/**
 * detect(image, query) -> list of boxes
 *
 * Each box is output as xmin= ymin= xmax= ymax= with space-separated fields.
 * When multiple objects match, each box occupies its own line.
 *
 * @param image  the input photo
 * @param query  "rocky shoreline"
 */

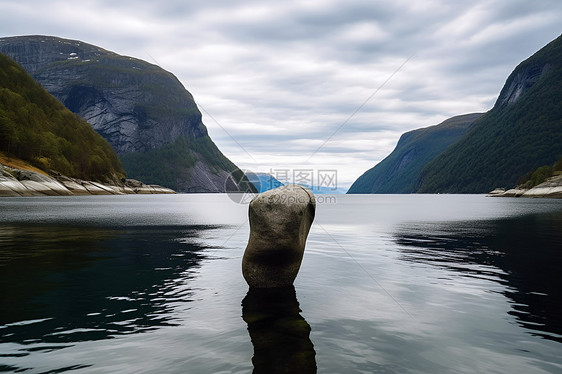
xmin=0 ymin=164 xmax=175 ymax=197
xmin=488 ymin=174 xmax=562 ymax=198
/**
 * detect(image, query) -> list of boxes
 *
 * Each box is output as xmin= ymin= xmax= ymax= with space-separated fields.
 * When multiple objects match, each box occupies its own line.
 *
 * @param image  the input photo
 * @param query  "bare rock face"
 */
xmin=0 ymin=35 xmax=204 ymax=154
xmin=497 ymin=63 xmax=552 ymax=107
xmin=488 ymin=174 xmax=562 ymax=198
xmin=242 ymin=185 xmax=315 ymax=288
xmin=0 ymin=164 xmax=174 ymax=197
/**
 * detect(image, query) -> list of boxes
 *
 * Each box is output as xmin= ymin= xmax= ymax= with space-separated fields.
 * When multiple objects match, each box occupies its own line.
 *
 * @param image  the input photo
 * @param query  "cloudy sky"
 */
xmin=1 ymin=1 xmax=561 ymax=189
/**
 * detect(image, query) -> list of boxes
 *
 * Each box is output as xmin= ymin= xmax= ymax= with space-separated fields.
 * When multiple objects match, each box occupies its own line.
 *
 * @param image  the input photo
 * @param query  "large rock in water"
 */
xmin=242 ymin=185 xmax=315 ymax=288
xmin=0 ymin=35 xmax=248 ymax=193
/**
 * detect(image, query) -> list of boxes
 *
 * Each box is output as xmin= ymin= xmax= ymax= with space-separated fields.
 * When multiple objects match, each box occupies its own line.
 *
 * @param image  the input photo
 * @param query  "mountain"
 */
xmin=0 ymin=35 xmax=247 ymax=192
xmin=0 ymin=52 xmax=124 ymax=183
xmin=349 ymin=33 xmax=562 ymax=194
xmin=417 ymin=34 xmax=562 ymax=193
xmin=348 ymin=113 xmax=483 ymax=194
xmin=245 ymin=172 xmax=284 ymax=193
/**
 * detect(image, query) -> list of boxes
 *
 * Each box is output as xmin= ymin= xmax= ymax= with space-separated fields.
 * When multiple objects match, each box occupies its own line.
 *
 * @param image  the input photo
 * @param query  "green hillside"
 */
xmin=348 ymin=113 xmax=482 ymax=193
xmin=417 ymin=34 xmax=562 ymax=193
xmin=0 ymin=53 xmax=125 ymax=182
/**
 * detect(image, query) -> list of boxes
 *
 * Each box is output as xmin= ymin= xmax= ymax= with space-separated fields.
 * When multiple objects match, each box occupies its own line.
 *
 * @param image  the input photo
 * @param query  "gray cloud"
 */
xmin=1 ymin=0 xmax=561 ymax=188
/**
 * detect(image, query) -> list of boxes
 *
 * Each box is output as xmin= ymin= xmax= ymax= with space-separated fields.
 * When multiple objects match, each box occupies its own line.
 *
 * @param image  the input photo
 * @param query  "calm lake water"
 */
xmin=1 ymin=194 xmax=561 ymax=373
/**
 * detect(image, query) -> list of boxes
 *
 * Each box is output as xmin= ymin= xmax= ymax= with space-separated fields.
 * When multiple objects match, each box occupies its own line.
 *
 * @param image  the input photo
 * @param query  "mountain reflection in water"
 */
xmin=394 ymin=211 xmax=562 ymax=343
xmin=2 ymin=194 xmax=562 ymax=373
xmin=0 ymin=224 xmax=213 ymax=345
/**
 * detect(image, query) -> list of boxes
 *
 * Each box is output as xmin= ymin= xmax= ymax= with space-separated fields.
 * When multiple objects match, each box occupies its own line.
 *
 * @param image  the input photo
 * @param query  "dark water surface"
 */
xmin=1 ymin=194 xmax=561 ymax=373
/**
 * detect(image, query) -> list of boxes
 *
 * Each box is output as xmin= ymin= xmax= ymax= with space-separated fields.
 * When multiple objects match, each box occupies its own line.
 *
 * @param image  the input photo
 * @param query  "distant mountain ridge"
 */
xmin=350 ymin=33 xmax=562 ymax=194
xmin=245 ymin=172 xmax=284 ymax=193
xmin=348 ymin=113 xmax=483 ymax=194
xmin=0 ymin=35 xmax=248 ymax=193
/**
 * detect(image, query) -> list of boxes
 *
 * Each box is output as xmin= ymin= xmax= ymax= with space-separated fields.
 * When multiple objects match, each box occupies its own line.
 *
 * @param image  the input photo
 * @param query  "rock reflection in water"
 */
xmin=242 ymin=286 xmax=317 ymax=374
xmin=0 ymin=224 xmax=210 ymax=345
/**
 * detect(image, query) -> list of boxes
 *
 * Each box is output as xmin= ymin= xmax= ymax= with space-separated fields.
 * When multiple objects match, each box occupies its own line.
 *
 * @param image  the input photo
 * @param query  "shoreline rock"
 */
xmin=488 ymin=175 xmax=562 ymax=198
xmin=0 ymin=164 xmax=175 ymax=197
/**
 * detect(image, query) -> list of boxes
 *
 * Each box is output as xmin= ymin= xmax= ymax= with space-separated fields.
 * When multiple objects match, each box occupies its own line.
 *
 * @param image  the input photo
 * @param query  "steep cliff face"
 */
xmin=0 ymin=35 xmax=245 ymax=192
xmin=496 ymin=62 xmax=551 ymax=107
xmin=348 ymin=113 xmax=482 ymax=194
